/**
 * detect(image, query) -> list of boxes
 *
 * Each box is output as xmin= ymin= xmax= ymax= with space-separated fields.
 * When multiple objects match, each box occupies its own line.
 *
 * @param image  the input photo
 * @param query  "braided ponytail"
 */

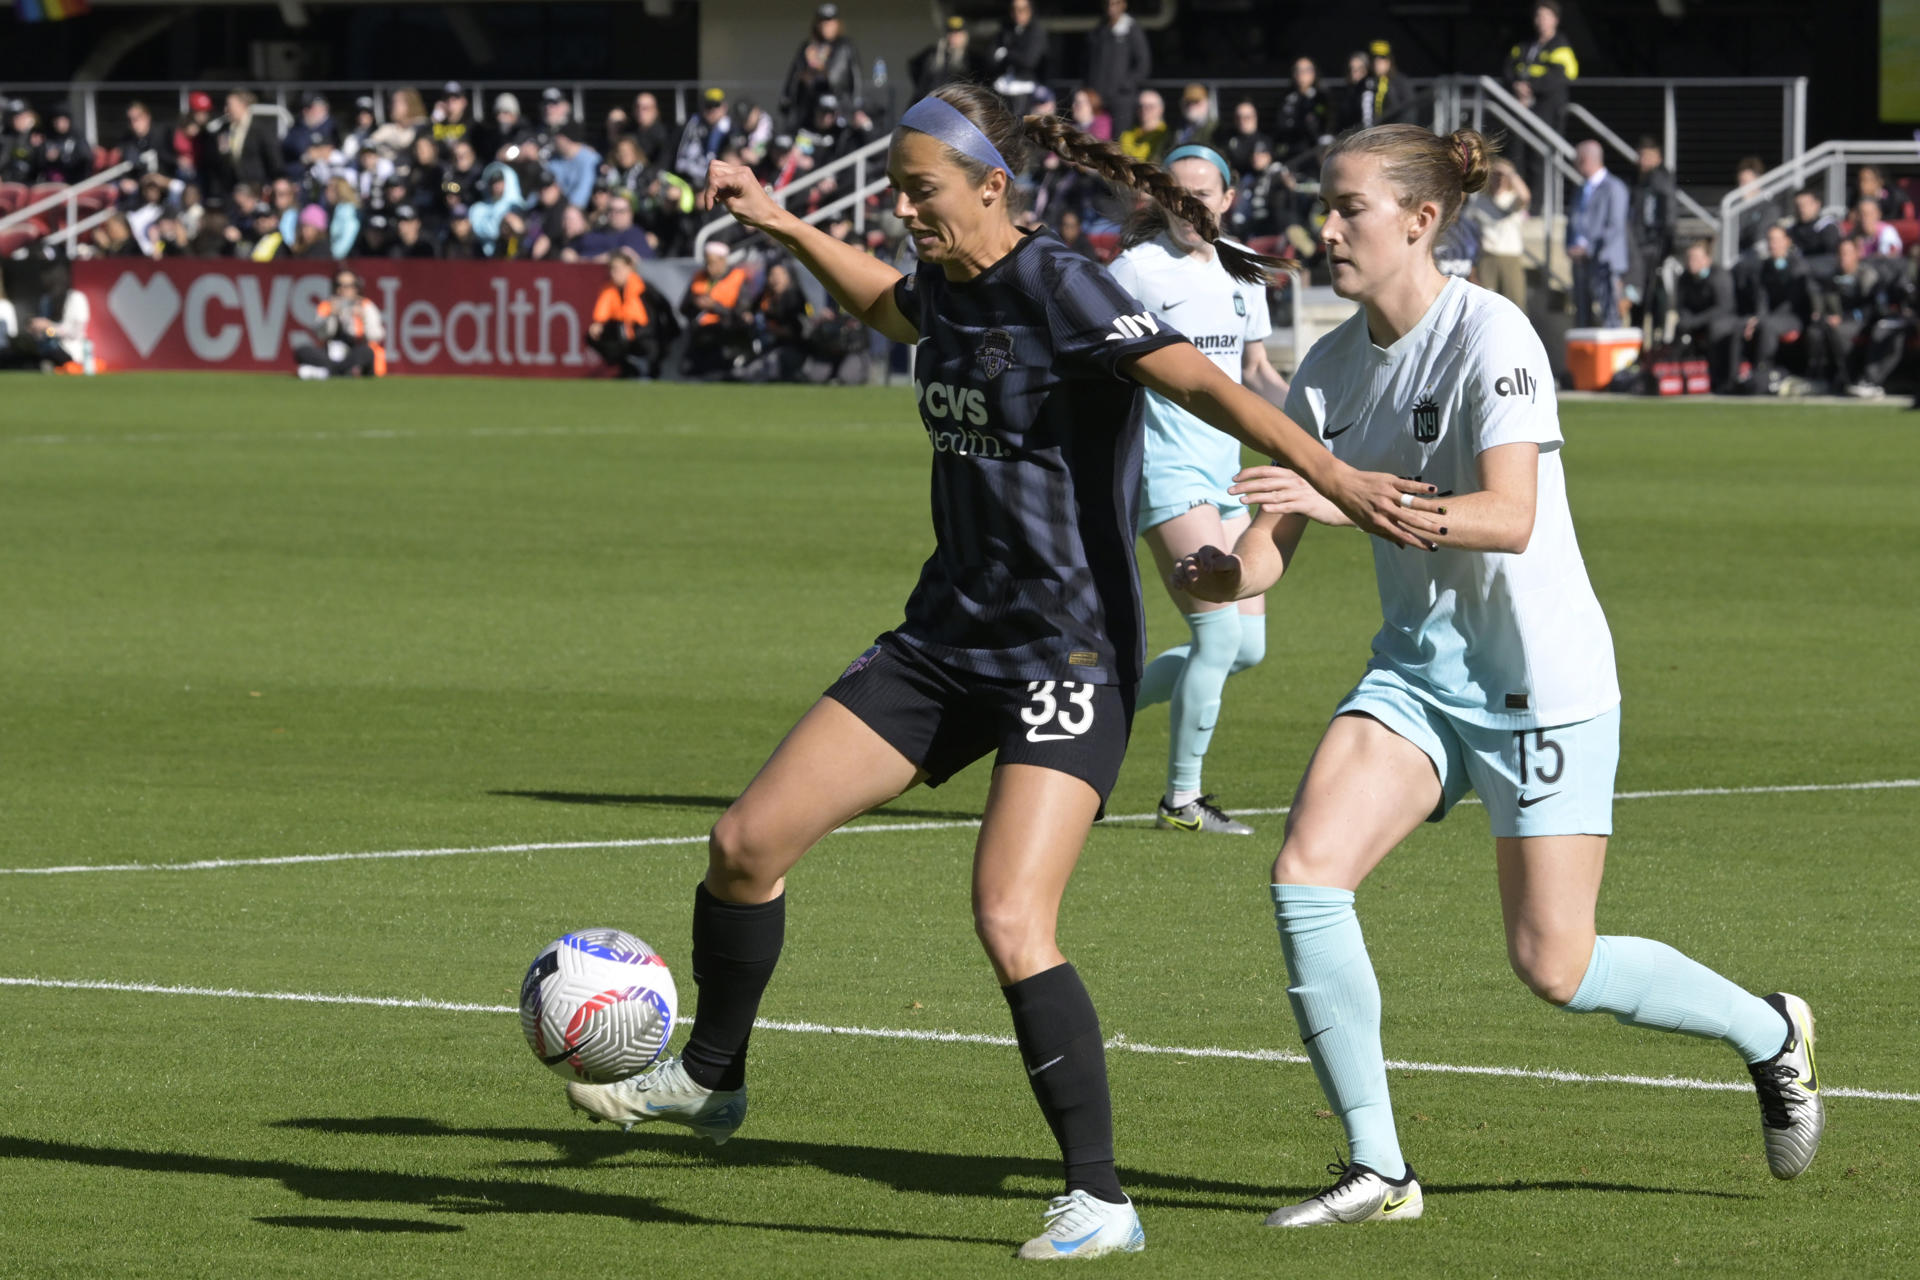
xmin=1020 ymin=114 xmax=1285 ymax=286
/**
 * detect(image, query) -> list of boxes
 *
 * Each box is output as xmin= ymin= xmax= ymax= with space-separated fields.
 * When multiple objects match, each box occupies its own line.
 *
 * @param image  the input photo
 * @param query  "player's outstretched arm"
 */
xmin=1124 ymin=343 xmax=1434 ymax=549
xmin=1392 ymin=440 xmax=1539 ymax=553
xmin=702 ymin=159 xmax=918 ymax=344
xmin=1229 ymin=464 xmax=1352 ymax=527
xmin=1172 ymin=509 xmax=1309 ymax=602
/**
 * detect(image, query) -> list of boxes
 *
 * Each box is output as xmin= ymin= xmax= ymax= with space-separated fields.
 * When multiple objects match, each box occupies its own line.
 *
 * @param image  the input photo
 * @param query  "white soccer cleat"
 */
xmin=1748 ymin=992 xmax=1823 ymax=1179
xmin=1264 ymin=1161 xmax=1423 ymax=1227
xmin=565 ymin=1054 xmax=748 ymax=1145
xmin=1155 ymin=795 xmax=1254 ymax=836
xmin=1014 ymin=1190 xmax=1145 ymax=1260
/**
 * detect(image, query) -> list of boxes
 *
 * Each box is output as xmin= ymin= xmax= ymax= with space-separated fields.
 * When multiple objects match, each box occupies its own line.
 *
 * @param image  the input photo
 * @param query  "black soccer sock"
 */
xmin=1001 ymin=962 xmax=1126 ymax=1204
xmin=679 ymin=882 xmax=785 ymax=1092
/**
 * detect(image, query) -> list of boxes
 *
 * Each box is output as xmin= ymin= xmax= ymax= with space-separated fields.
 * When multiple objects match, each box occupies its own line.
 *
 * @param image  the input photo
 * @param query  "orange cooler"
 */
xmin=1564 ymin=327 xmax=1642 ymax=391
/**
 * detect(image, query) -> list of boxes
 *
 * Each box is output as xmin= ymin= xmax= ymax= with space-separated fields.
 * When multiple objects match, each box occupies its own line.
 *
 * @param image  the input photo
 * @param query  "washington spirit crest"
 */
xmin=1411 ymin=396 xmax=1440 ymax=443
xmin=975 ymin=329 xmax=1014 ymax=380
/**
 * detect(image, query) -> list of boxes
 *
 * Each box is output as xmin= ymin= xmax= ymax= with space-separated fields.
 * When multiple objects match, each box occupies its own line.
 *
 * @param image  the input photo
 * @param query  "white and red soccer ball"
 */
xmin=519 ymin=929 xmax=678 ymax=1083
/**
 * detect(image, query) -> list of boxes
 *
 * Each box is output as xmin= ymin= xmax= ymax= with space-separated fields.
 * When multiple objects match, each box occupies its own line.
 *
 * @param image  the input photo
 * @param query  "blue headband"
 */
xmin=899 ymin=95 xmax=1010 ymax=175
xmin=1164 ymin=144 xmax=1232 ymax=186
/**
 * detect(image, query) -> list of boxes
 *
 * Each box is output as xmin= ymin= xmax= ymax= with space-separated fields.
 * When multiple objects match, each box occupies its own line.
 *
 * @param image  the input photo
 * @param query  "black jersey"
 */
xmin=889 ymin=227 xmax=1187 ymax=686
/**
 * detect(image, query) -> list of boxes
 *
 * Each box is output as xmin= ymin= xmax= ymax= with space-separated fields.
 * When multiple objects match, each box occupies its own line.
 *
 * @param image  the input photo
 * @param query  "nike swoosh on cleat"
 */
xmin=1323 ymin=423 xmax=1355 ymax=439
xmin=642 ymin=1102 xmax=680 ymax=1113
xmin=1160 ymin=813 xmax=1201 ymax=831
xmin=1379 ymin=1193 xmax=1411 ymax=1215
xmin=1051 ymin=1228 xmax=1105 ymax=1253
xmin=1516 ymin=792 xmax=1559 ymax=809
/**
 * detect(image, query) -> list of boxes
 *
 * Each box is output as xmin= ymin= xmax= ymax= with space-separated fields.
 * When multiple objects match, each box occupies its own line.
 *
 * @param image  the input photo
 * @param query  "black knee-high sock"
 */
xmin=1002 ymin=962 xmax=1126 ymax=1204
xmin=679 ymin=883 xmax=785 ymax=1092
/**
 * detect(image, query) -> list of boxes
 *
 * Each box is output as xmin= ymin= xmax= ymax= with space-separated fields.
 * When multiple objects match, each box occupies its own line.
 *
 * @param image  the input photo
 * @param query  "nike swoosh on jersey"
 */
xmin=1323 ymin=423 xmax=1355 ymax=439
xmin=1515 ymin=792 xmax=1560 ymax=809
xmin=1025 ymin=728 xmax=1077 ymax=743
xmin=1159 ymin=299 xmax=1184 ymax=310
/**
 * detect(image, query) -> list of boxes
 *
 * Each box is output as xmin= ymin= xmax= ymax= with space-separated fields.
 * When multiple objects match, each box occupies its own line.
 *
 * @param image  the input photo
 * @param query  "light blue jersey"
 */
xmin=1108 ymin=234 xmax=1272 ymax=533
xmin=1285 ymin=276 xmax=1619 ymax=730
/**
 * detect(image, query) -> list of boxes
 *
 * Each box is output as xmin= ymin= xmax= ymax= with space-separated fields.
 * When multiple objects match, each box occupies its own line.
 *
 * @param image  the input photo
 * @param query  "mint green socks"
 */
xmin=1272 ymin=883 xmax=1406 ymax=1179
xmin=1565 ymin=935 xmax=1790 ymax=1063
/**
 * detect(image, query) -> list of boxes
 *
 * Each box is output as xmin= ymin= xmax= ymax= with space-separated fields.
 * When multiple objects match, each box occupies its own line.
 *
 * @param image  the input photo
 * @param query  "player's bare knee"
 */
xmin=972 ymin=896 xmax=1047 ymax=964
xmin=1509 ymin=946 xmax=1587 ymax=1006
xmin=1273 ymin=835 xmax=1341 ymax=888
xmin=706 ymin=812 xmax=776 ymax=890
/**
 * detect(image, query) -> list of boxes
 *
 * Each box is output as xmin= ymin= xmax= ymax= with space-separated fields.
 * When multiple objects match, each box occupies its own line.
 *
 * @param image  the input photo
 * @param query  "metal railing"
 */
xmin=1718 ymin=139 xmax=1920 ymax=267
xmin=691 ymin=133 xmax=893 ymax=259
xmin=0 ymin=161 xmax=133 ymax=238
xmin=1432 ymin=76 xmax=1583 ymax=281
xmin=1565 ymin=102 xmax=1717 ymax=227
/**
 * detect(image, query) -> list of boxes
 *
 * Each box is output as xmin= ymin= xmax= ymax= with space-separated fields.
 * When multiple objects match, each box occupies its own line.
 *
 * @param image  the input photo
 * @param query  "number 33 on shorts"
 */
xmin=1023 ymin=681 xmax=1097 ymax=742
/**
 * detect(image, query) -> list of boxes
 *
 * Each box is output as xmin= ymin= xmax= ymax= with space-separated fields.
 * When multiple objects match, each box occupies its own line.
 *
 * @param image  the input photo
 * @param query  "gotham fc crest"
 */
xmin=976 ymin=329 xmax=1014 ymax=380
xmin=1411 ymin=395 xmax=1440 ymax=443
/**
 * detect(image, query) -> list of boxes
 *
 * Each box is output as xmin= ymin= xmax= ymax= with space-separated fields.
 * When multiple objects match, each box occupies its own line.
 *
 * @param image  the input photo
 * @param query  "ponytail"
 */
xmin=1021 ymin=114 xmax=1284 ymax=286
xmin=1323 ymin=123 xmax=1497 ymax=242
xmin=916 ymin=82 xmax=1285 ymax=284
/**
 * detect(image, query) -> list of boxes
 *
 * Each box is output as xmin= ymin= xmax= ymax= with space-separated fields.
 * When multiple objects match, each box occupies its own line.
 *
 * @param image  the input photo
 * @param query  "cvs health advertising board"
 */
xmin=74 ymin=258 xmax=607 ymax=377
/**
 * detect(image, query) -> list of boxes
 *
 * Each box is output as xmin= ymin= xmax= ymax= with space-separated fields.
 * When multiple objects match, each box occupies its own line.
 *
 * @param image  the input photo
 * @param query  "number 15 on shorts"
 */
xmin=1024 ymin=681 xmax=1096 ymax=743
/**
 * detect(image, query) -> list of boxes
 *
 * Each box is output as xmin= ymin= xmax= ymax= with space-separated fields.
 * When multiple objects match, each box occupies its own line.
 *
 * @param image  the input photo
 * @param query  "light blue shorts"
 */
xmin=1137 ymin=493 xmax=1246 ymax=536
xmin=1333 ymin=668 xmax=1620 ymax=838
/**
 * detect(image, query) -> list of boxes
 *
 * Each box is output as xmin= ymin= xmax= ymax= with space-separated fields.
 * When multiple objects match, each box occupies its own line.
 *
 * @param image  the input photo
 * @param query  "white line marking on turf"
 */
xmin=2 ymin=778 xmax=1914 ymax=878
xmin=2 ymin=976 xmax=1913 ymax=1104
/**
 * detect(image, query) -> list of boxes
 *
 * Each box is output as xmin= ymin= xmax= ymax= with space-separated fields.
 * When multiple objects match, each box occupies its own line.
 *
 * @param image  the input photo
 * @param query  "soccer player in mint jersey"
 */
xmin=1176 ymin=123 xmax=1822 ymax=1228
xmin=562 ymin=84 xmax=1434 ymax=1259
xmin=1108 ymin=144 xmax=1338 ymax=837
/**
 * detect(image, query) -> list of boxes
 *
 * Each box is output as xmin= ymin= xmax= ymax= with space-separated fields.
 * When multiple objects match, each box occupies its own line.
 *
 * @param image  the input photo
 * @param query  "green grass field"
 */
xmin=1 ymin=375 xmax=1915 ymax=1278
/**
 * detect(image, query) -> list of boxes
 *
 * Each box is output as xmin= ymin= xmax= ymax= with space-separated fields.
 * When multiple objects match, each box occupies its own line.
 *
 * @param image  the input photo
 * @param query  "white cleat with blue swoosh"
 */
xmin=1015 ymin=1190 xmax=1145 ymax=1260
xmin=565 ymin=1054 xmax=747 ymax=1145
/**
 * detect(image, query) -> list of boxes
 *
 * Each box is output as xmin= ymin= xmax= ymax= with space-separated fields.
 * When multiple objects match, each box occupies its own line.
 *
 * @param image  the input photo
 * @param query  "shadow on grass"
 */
xmin=0 ymin=1134 xmax=1007 ymax=1247
xmin=273 ymin=1118 xmax=1764 ymax=1209
xmin=277 ymin=1115 xmax=1275 ymax=1210
xmin=254 ymin=1215 xmax=465 ymax=1233
xmin=488 ymin=790 xmax=982 ymax=822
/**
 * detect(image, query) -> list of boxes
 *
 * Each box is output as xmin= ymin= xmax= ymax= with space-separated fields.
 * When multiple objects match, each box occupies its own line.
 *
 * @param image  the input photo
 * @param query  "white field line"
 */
xmin=1 ymin=975 xmax=1913 ymax=1104
xmin=2 ymin=778 xmax=1914 ymax=878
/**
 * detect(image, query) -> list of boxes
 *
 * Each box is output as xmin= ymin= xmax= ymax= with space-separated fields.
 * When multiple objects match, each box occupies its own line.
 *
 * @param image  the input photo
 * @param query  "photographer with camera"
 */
xmin=293 ymin=270 xmax=386 ymax=380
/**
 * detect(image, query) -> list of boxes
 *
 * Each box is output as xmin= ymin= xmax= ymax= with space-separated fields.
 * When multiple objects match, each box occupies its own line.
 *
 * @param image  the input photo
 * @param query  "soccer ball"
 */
xmin=518 ymin=928 xmax=678 ymax=1083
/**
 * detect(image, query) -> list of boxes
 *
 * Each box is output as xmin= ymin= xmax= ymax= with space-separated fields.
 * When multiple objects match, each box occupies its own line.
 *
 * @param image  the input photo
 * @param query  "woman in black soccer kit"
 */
xmin=564 ymin=83 xmax=1431 ymax=1259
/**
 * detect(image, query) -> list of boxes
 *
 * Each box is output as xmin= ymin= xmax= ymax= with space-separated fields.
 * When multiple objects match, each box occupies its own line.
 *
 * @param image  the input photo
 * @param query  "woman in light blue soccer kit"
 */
xmin=1177 ymin=123 xmax=1824 ymax=1226
xmin=1108 ymin=145 xmax=1325 ymax=836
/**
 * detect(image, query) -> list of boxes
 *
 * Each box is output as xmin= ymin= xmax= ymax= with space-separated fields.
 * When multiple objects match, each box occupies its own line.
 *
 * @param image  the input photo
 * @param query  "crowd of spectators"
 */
xmin=1658 ymin=162 xmax=1918 ymax=397
xmin=3 ymin=0 xmax=1915 ymax=392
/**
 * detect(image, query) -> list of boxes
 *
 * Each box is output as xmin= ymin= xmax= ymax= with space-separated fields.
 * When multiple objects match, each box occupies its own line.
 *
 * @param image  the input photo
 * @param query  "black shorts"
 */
xmin=824 ymin=632 xmax=1136 ymax=814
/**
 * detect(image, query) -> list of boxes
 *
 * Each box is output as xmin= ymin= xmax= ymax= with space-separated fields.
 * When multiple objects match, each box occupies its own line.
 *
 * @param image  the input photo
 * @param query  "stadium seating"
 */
xmin=0 ymin=182 xmax=27 ymax=214
xmin=0 ymin=220 xmax=47 ymax=257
